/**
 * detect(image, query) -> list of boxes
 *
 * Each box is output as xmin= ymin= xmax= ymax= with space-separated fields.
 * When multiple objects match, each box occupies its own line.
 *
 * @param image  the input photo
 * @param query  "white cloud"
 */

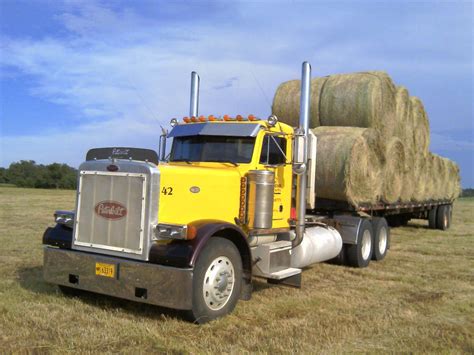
xmin=1 ymin=0 xmax=472 ymax=169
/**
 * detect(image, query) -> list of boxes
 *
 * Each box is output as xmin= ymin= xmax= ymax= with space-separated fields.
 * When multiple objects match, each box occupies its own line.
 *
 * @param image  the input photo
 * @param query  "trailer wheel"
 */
xmin=371 ymin=217 xmax=390 ymax=261
xmin=428 ymin=207 xmax=438 ymax=229
xmin=436 ymin=205 xmax=449 ymax=231
xmin=346 ymin=219 xmax=373 ymax=268
xmin=448 ymin=204 xmax=453 ymax=228
xmin=187 ymin=237 xmax=242 ymax=324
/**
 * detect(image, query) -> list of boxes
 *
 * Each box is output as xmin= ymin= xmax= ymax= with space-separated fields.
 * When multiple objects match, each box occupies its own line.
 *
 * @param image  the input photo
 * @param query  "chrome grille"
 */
xmin=74 ymin=171 xmax=147 ymax=255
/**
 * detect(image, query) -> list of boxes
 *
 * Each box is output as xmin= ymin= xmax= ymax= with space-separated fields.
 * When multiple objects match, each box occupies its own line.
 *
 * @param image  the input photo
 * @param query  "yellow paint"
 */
xmin=158 ymin=120 xmax=294 ymax=230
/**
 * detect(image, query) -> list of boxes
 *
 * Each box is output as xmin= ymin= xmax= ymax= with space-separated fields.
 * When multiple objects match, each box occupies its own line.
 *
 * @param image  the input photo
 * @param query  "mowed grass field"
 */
xmin=0 ymin=186 xmax=473 ymax=353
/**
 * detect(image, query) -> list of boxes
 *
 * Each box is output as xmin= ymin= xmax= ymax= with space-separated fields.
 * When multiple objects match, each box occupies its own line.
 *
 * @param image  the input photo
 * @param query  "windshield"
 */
xmin=170 ymin=135 xmax=256 ymax=163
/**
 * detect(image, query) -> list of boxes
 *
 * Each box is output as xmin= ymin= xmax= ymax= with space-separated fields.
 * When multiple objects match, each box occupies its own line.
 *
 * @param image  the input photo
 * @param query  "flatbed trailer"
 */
xmin=313 ymin=197 xmax=454 ymax=229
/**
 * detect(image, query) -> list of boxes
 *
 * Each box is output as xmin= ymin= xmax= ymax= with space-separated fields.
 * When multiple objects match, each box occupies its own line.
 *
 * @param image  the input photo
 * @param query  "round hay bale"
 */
xmin=311 ymin=127 xmax=383 ymax=206
xmin=272 ymin=77 xmax=328 ymax=128
xmin=446 ymin=160 xmax=461 ymax=200
xmin=318 ymin=71 xmax=397 ymax=143
xmin=438 ymin=156 xmax=452 ymax=200
xmin=382 ymin=138 xmax=405 ymax=203
xmin=400 ymin=165 xmax=415 ymax=202
xmin=428 ymin=154 xmax=442 ymax=200
xmin=394 ymin=86 xmax=411 ymax=141
xmin=419 ymin=156 xmax=436 ymax=202
xmin=411 ymin=152 xmax=426 ymax=202
xmin=410 ymin=96 xmax=430 ymax=157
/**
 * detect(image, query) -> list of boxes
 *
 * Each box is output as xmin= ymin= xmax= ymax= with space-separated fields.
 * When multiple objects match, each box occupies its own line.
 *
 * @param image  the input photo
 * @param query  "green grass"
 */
xmin=0 ymin=187 xmax=473 ymax=353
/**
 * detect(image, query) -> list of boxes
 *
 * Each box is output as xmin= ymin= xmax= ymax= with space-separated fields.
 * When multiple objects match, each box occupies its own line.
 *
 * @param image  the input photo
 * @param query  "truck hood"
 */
xmin=157 ymin=163 xmax=242 ymax=226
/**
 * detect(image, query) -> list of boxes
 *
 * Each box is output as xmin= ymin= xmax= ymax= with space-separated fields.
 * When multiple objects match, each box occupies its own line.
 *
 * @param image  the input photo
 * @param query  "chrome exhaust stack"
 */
xmin=190 ymin=71 xmax=200 ymax=117
xmin=293 ymin=61 xmax=311 ymax=247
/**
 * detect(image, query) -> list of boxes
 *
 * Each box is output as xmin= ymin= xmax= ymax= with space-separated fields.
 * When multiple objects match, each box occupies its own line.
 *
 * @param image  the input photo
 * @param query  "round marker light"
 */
xmin=170 ymin=118 xmax=178 ymax=127
xmin=267 ymin=115 xmax=278 ymax=127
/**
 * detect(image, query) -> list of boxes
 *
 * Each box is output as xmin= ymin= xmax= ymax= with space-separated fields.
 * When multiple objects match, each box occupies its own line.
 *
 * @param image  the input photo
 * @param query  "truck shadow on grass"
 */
xmin=17 ymin=265 xmax=273 ymax=323
xmin=17 ymin=265 xmax=186 ymax=322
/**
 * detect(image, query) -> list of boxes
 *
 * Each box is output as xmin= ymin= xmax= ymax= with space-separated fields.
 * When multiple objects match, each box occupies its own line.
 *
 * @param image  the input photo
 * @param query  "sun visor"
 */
xmin=168 ymin=123 xmax=262 ymax=138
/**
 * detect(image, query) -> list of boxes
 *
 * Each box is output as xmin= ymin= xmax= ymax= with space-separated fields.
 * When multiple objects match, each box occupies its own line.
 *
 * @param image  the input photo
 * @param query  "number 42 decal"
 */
xmin=161 ymin=187 xmax=173 ymax=195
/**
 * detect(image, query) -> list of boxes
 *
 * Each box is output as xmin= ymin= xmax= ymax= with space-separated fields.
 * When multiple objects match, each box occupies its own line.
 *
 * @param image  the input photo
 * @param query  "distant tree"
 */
xmin=3 ymin=160 xmax=77 ymax=189
xmin=0 ymin=167 xmax=8 ymax=183
xmin=461 ymin=188 xmax=474 ymax=197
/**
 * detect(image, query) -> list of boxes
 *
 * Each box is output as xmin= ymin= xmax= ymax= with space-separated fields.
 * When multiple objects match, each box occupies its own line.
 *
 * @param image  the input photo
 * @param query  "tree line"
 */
xmin=461 ymin=188 xmax=474 ymax=198
xmin=0 ymin=160 xmax=77 ymax=189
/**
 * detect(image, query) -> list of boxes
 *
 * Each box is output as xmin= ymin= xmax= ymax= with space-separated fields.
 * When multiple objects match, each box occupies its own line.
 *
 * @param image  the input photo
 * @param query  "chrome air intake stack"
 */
xmin=290 ymin=62 xmax=343 ymax=268
xmin=294 ymin=61 xmax=311 ymax=247
xmin=190 ymin=71 xmax=200 ymax=117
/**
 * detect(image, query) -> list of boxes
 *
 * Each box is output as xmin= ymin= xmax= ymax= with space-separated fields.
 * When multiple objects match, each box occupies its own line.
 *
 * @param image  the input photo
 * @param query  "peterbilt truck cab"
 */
xmin=43 ymin=63 xmax=379 ymax=323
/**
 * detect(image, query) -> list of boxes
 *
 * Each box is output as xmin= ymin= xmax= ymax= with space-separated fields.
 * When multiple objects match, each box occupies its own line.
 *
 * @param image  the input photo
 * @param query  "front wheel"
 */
xmin=187 ymin=237 xmax=242 ymax=323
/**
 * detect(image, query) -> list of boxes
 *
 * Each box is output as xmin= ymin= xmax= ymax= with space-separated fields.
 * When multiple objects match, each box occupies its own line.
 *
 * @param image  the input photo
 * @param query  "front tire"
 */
xmin=371 ymin=217 xmax=390 ymax=261
xmin=187 ymin=237 xmax=242 ymax=323
xmin=346 ymin=219 xmax=374 ymax=268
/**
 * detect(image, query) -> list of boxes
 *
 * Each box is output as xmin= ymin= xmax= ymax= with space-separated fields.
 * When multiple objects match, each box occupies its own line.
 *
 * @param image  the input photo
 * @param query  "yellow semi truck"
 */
xmin=43 ymin=62 xmax=454 ymax=323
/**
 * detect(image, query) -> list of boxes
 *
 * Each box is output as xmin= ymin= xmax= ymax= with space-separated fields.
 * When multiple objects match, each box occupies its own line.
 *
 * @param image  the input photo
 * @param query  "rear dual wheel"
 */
xmin=346 ymin=217 xmax=389 ymax=268
xmin=371 ymin=217 xmax=390 ymax=261
xmin=346 ymin=219 xmax=374 ymax=268
xmin=436 ymin=205 xmax=451 ymax=230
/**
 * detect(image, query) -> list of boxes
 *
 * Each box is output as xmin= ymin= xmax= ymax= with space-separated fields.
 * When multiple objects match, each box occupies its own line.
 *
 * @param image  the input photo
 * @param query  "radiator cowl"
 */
xmin=72 ymin=159 xmax=160 ymax=261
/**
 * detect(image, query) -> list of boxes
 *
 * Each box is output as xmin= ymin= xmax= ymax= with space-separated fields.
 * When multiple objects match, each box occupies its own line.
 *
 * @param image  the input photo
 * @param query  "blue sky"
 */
xmin=0 ymin=0 xmax=472 ymax=186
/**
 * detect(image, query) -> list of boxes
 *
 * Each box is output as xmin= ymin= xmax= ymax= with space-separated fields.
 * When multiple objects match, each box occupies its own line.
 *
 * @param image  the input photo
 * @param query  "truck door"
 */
xmin=259 ymin=134 xmax=291 ymax=228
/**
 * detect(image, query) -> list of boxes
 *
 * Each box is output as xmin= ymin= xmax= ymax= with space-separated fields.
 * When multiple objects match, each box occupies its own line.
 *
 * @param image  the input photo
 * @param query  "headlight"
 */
xmin=54 ymin=210 xmax=75 ymax=229
xmin=154 ymin=223 xmax=196 ymax=240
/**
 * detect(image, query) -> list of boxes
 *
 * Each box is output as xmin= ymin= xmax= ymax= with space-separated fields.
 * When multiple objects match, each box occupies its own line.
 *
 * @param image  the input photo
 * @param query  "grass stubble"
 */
xmin=0 ymin=187 xmax=472 ymax=353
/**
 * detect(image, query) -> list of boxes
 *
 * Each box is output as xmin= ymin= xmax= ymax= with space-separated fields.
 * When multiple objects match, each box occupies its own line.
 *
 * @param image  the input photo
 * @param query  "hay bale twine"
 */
xmin=382 ymin=138 xmax=405 ymax=203
xmin=318 ymin=71 xmax=398 ymax=143
xmin=311 ymin=127 xmax=383 ymax=206
xmin=410 ymin=96 xmax=430 ymax=157
xmin=272 ymin=77 xmax=328 ymax=128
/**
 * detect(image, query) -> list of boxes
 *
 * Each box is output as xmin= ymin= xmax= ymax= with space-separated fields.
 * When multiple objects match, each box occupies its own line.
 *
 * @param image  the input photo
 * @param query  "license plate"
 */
xmin=95 ymin=262 xmax=115 ymax=278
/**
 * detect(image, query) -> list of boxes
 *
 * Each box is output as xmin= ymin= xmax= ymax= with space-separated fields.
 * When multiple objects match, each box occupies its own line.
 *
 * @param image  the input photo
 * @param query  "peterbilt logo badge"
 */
xmin=94 ymin=201 xmax=127 ymax=220
xmin=112 ymin=148 xmax=130 ymax=156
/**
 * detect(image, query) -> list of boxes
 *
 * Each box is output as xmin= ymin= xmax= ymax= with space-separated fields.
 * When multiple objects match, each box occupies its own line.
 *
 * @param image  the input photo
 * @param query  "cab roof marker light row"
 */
xmin=181 ymin=114 xmax=260 ymax=123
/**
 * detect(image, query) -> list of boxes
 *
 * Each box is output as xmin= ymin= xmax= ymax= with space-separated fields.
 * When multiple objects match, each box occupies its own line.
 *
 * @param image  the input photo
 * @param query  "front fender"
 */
xmin=43 ymin=224 xmax=73 ymax=249
xmin=148 ymin=220 xmax=250 ymax=268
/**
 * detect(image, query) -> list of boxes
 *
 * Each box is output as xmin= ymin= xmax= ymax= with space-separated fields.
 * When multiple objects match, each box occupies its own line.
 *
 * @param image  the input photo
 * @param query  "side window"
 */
xmin=259 ymin=135 xmax=287 ymax=165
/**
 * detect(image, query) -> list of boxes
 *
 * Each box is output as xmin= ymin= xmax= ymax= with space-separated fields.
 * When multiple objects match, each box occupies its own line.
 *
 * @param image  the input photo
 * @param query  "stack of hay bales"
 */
xmin=272 ymin=71 xmax=460 ymax=206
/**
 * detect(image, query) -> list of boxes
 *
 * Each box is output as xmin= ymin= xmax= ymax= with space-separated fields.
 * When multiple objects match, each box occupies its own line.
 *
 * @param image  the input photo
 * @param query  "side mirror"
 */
xmin=158 ymin=126 xmax=168 ymax=162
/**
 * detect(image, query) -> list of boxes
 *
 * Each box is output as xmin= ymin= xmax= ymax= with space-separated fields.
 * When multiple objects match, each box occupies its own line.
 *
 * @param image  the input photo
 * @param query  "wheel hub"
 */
xmin=379 ymin=227 xmax=387 ymax=254
xmin=361 ymin=230 xmax=372 ymax=260
xmin=202 ymin=256 xmax=235 ymax=311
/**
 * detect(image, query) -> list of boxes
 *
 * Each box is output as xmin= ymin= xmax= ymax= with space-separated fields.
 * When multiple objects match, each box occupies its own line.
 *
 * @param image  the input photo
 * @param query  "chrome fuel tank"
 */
xmin=246 ymin=170 xmax=274 ymax=229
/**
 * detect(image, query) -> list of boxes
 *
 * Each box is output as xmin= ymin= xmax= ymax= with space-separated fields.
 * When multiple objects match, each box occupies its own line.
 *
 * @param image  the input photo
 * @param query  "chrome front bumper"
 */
xmin=43 ymin=247 xmax=193 ymax=310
